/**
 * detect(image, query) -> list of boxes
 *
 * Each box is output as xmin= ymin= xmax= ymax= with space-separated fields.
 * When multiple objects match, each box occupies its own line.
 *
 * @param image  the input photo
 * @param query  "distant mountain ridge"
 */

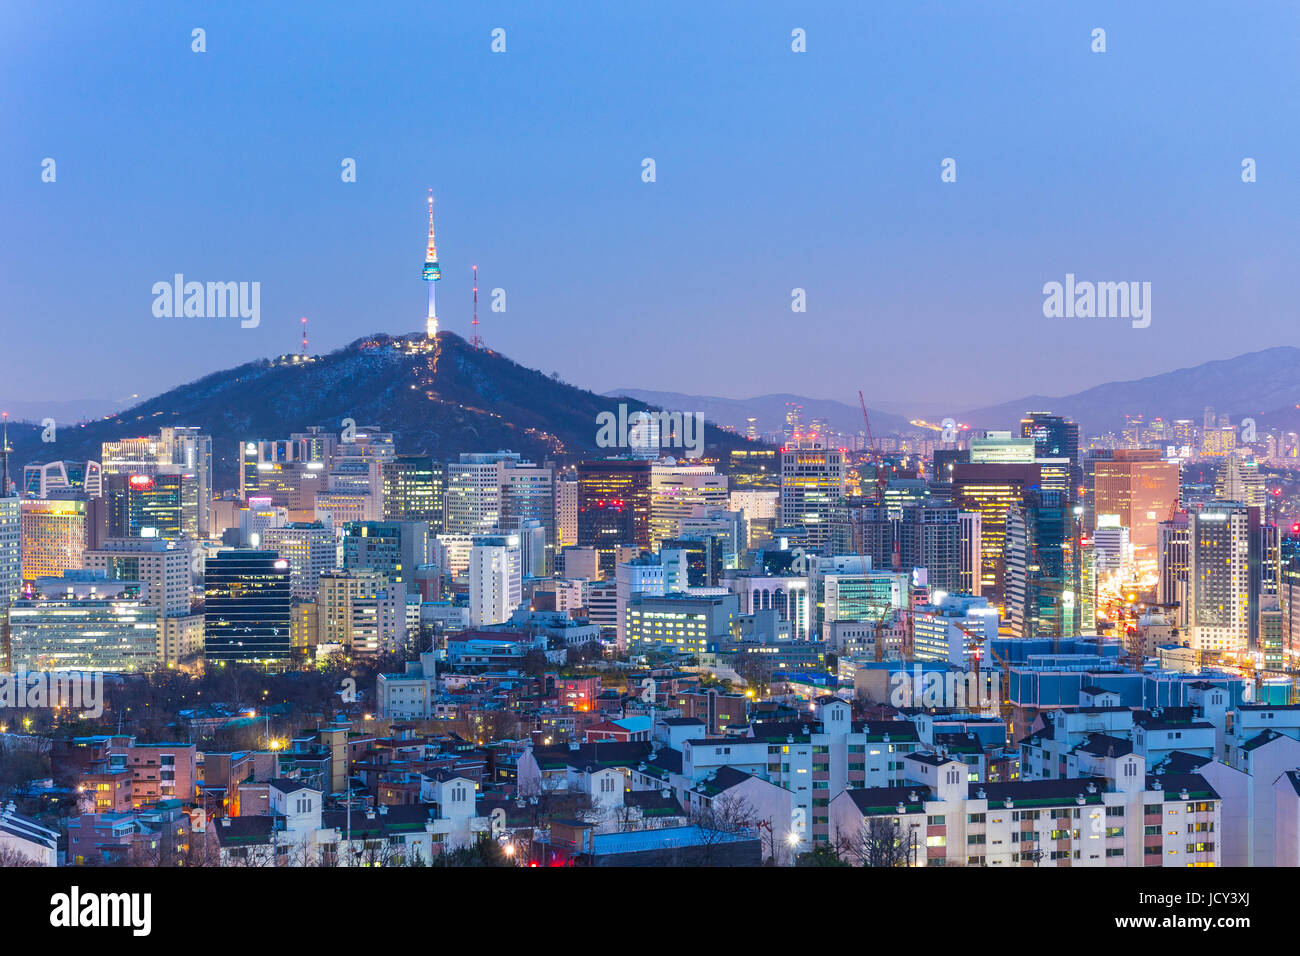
xmin=955 ymin=346 xmax=1300 ymax=432
xmin=6 ymin=332 xmax=759 ymax=488
xmin=616 ymin=346 xmax=1300 ymax=437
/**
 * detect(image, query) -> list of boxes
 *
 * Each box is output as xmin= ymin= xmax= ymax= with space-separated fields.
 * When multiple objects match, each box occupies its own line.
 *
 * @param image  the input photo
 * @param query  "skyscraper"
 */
xmin=1092 ymin=449 xmax=1179 ymax=567
xmin=1187 ymin=503 xmax=1256 ymax=656
xmin=19 ymin=499 xmax=87 ymax=580
xmin=444 ymin=451 xmax=520 ymax=538
xmin=778 ymin=443 xmax=846 ymax=554
xmin=468 ymin=533 xmax=522 ymax=627
xmin=0 ymin=419 xmax=20 ymax=662
xmin=1216 ymin=454 xmax=1267 ymax=510
xmin=105 ymin=473 xmax=191 ymax=541
xmin=101 ymin=427 xmax=211 ymax=535
xmin=649 ymin=463 xmax=728 ymax=550
xmin=1157 ymin=513 xmax=1190 ymax=623
xmin=1020 ymin=412 xmax=1081 ymax=468
xmin=204 ymin=550 xmax=292 ymax=665
xmin=261 ymin=522 xmax=338 ymax=600
xmin=1005 ymin=490 xmax=1079 ymax=639
xmin=952 ymin=462 xmax=1040 ymax=608
xmin=577 ymin=458 xmax=653 ymax=575
xmin=382 ymin=456 xmax=445 ymax=532
xmin=341 ymin=520 xmax=429 ymax=585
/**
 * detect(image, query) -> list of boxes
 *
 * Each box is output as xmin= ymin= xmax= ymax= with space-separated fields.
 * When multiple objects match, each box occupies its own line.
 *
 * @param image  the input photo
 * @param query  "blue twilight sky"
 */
xmin=3 ymin=0 xmax=1300 ymax=413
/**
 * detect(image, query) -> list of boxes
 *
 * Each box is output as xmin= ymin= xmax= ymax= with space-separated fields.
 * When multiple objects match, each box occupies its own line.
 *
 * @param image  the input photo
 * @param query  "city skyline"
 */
xmin=6 ymin=1 xmax=1300 ymax=411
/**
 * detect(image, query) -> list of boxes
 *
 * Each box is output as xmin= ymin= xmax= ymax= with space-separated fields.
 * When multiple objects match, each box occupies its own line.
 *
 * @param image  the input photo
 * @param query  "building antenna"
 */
xmin=301 ymin=316 xmax=308 ymax=355
xmin=470 ymin=265 xmax=483 ymax=349
xmin=0 ymin=411 xmax=9 ymax=497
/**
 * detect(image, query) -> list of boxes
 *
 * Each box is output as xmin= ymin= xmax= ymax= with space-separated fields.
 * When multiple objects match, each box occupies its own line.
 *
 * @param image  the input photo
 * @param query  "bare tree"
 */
xmin=0 ymin=845 xmax=46 ymax=867
xmin=836 ymin=817 xmax=911 ymax=867
xmin=687 ymin=792 xmax=755 ymax=865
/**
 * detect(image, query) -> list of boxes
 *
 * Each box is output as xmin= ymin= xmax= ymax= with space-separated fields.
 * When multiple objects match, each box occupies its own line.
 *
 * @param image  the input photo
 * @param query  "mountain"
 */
xmin=6 ymin=332 xmax=760 ymax=487
xmin=0 ymin=398 xmax=127 ymax=424
xmin=605 ymin=390 xmax=911 ymax=440
xmin=956 ymin=346 xmax=1300 ymax=433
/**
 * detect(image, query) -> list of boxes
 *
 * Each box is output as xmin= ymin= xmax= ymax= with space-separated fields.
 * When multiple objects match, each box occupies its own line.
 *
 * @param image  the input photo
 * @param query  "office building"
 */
xmin=382 ymin=456 xmax=445 ymax=532
xmin=1187 ymin=503 xmax=1256 ymax=655
xmin=341 ymin=520 xmax=428 ymax=585
xmin=19 ymin=499 xmax=87 ymax=580
xmin=104 ymin=473 xmax=192 ymax=541
xmin=1093 ymin=449 xmax=1179 ymax=565
xmin=468 ymin=534 xmax=522 ymax=628
xmin=101 ymin=427 xmax=211 ymax=535
xmin=261 ymin=522 xmax=337 ymax=600
xmin=8 ymin=571 xmax=157 ymax=671
xmin=204 ymin=550 xmax=292 ymax=665
xmin=649 ymin=464 xmax=728 ymax=550
xmin=952 ymin=462 xmax=1040 ymax=607
xmin=778 ymin=443 xmax=846 ymax=555
xmin=577 ymin=458 xmax=653 ymax=575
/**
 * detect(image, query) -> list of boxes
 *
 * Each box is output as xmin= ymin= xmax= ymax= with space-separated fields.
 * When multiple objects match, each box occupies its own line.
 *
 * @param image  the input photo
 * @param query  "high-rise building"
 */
xmin=468 ymin=534 xmax=522 ymax=628
xmin=846 ymin=503 xmax=971 ymax=595
xmin=649 ymin=464 xmax=728 ymax=550
xmin=555 ymin=477 xmax=579 ymax=548
xmin=779 ymin=443 xmax=846 ymax=555
xmin=577 ymin=458 xmax=653 ymax=575
xmin=1187 ymin=503 xmax=1257 ymax=655
xmin=0 ymin=427 xmax=18 ymax=658
xmin=444 ymin=452 xmax=519 ymax=538
xmin=952 ymin=462 xmax=1040 ymax=607
xmin=499 ymin=460 xmax=555 ymax=555
xmin=1157 ymin=514 xmax=1190 ymax=623
xmin=382 ymin=456 xmax=445 ymax=532
xmin=1004 ymin=490 xmax=1079 ymax=639
xmin=615 ymin=554 xmax=667 ymax=650
xmin=316 ymin=568 xmax=408 ymax=658
xmin=85 ymin=537 xmax=202 ymax=665
xmin=204 ymin=550 xmax=292 ymax=665
xmin=101 ymin=428 xmax=211 ymax=535
xmin=341 ymin=520 xmax=429 ymax=585
xmin=969 ymin=431 xmax=1036 ymax=464
xmin=1020 ymin=412 xmax=1080 ymax=468
xmin=19 ymin=499 xmax=87 ymax=580
xmin=104 ymin=473 xmax=192 ymax=541
xmin=1092 ymin=449 xmax=1179 ymax=566
xmin=261 ymin=522 xmax=337 ymax=600
xmin=958 ymin=510 xmax=982 ymax=596
xmin=1216 ymin=454 xmax=1267 ymax=510
xmin=83 ymin=538 xmax=194 ymax=617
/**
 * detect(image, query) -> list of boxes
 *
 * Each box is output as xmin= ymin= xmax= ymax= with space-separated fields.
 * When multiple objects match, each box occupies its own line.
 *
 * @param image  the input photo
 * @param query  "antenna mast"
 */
xmin=470 ymin=265 xmax=483 ymax=349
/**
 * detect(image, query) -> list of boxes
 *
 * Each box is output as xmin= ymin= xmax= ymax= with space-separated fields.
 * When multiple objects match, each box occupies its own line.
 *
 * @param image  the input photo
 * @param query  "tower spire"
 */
xmin=470 ymin=265 xmax=482 ymax=349
xmin=300 ymin=316 xmax=308 ymax=355
xmin=422 ymin=189 xmax=441 ymax=339
xmin=0 ymin=412 xmax=10 ymax=498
